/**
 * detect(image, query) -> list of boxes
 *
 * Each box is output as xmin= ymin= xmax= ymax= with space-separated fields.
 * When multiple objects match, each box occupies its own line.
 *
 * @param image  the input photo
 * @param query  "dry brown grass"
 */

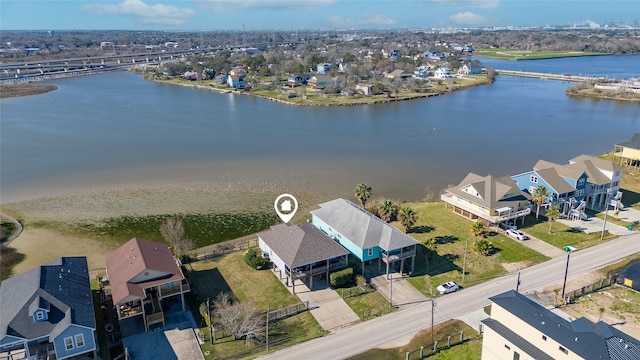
xmin=0 ymin=83 xmax=57 ymax=98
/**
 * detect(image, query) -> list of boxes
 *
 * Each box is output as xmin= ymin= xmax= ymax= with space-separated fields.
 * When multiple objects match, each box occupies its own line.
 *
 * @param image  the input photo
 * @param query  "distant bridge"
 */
xmin=495 ymin=69 xmax=604 ymax=82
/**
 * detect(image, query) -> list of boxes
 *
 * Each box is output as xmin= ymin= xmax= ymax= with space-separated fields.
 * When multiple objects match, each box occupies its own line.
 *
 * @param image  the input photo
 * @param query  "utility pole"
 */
xmin=462 ymin=237 xmax=469 ymax=284
xmin=431 ymin=300 xmax=436 ymax=347
xmin=516 ymin=271 xmax=521 ymax=292
xmin=207 ymin=298 xmax=213 ymax=345
xmin=600 ymin=189 xmax=612 ymax=242
xmin=561 ymin=249 xmax=572 ymax=302
xmin=388 ymin=274 xmax=393 ymax=308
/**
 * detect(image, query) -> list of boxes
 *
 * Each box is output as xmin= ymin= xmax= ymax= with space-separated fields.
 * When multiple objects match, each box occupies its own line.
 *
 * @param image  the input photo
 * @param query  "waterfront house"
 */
xmin=355 ymin=83 xmax=374 ymax=95
xmin=227 ymin=75 xmax=245 ymax=88
xmin=613 ymin=133 xmax=640 ymax=167
xmin=412 ymin=66 xmax=431 ymax=80
xmin=481 ymin=290 xmax=640 ymax=360
xmin=310 ymin=198 xmax=419 ymax=277
xmin=308 ymin=74 xmax=332 ymax=89
xmin=441 ymin=173 xmax=532 ymax=227
xmin=568 ymin=155 xmax=622 ymax=210
xmin=287 ymin=74 xmax=309 ymax=85
xmin=458 ymin=63 xmax=482 ymax=75
xmin=105 ymin=238 xmax=190 ymax=332
xmin=258 ymin=223 xmax=349 ymax=293
xmin=512 ymin=159 xmax=589 ymax=216
xmin=0 ymin=257 xmax=97 ymax=360
xmin=434 ymin=67 xmax=454 ymax=78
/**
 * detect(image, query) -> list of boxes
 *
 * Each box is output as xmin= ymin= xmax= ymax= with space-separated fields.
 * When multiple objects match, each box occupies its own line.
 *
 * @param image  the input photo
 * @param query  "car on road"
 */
xmin=437 ymin=281 xmax=459 ymax=295
xmin=506 ymin=229 xmax=529 ymax=240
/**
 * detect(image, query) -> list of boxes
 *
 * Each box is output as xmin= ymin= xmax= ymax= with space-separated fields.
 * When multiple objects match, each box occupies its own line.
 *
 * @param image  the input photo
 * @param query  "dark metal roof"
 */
xmin=258 ymin=223 xmax=349 ymax=268
xmin=489 ymin=290 xmax=640 ymax=360
xmin=0 ymin=257 xmax=95 ymax=342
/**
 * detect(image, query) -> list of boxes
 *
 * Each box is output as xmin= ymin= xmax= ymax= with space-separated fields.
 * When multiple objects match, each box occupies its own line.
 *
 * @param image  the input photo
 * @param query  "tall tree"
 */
xmin=423 ymin=238 xmax=437 ymax=265
xmin=212 ymin=293 xmax=264 ymax=344
xmin=546 ymin=204 xmax=561 ymax=234
xmin=398 ymin=206 xmax=418 ymax=233
xmin=354 ymin=183 xmax=372 ymax=208
xmin=160 ymin=217 xmax=195 ymax=261
xmin=378 ymin=199 xmax=399 ymax=223
xmin=531 ymin=185 xmax=550 ymax=219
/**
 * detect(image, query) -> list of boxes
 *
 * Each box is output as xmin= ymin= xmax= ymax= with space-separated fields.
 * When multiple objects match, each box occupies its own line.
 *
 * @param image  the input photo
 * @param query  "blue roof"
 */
xmin=0 ymin=257 xmax=96 ymax=342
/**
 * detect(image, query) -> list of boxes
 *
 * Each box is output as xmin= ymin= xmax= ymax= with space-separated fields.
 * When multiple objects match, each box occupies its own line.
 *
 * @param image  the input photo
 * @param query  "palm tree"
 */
xmin=546 ymin=204 xmax=561 ymax=234
xmin=471 ymin=221 xmax=485 ymax=238
xmin=398 ymin=206 xmax=418 ymax=233
xmin=354 ymin=183 xmax=372 ymax=208
xmin=531 ymin=185 xmax=549 ymax=219
xmin=378 ymin=199 xmax=399 ymax=223
xmin=423 ymin=238 xmax=437 ymax=265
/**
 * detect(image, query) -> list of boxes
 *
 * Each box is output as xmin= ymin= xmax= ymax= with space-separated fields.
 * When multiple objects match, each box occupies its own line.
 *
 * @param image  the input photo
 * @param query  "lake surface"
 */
xmin=1 ymin=56 xmax=639 ymax=204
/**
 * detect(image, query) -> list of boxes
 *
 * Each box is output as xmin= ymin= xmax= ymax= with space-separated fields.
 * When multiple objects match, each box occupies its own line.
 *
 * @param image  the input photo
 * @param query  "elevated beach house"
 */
xmin=310 ymin=198 xmax=419 ymax=277
xmin=613 ymin=133 xmax=640 ymax=167
xmin=258 ymin=223 xmax=349 ymax=293
xmin=441 ymin=173 xmax=532 ymax=227
xmin=0 ymin=257 xmax=97 ymax=360
xmin=481 ymin=290 xmax=640 ymax=360
xmin=568 ymin=155 xmax=622 ymax=210
xmin=105 ymin=237 xmax=190 ymax=332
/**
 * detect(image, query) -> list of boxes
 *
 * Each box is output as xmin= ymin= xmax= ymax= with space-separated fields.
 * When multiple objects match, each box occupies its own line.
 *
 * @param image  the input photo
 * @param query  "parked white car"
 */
xmin=437 ymin=281 xmax=459 ymax=295
xmin=506 ymin=229 xmax=529 ymax=240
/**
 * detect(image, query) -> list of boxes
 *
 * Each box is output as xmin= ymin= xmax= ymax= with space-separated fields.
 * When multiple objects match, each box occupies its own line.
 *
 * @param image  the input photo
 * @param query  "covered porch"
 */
xmin=379 ymin=245 xmax=416 ymax=279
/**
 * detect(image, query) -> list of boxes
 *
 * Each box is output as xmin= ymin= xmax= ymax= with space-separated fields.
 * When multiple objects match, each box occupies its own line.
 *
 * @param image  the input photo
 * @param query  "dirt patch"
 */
xmin=562 ymin=286 xmax=640 ymax=340
xmin=9 ymin=228 xmax=112 ymax=275
xmin=501 ymin=261 xmax=528 ymax=273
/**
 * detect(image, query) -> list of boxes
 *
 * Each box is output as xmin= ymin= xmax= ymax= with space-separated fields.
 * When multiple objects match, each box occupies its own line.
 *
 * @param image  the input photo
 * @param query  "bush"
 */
xmin=473 ymin=238 xmax=494 ymax=256
xmin=330 ymin=267 xmax=354 ymax=288
xmin=244 ymin=248 xmax=267 ymax=270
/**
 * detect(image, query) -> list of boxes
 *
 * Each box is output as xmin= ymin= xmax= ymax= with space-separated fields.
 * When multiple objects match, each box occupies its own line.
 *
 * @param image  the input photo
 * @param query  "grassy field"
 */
xmin=0 ymin=83 xmax=58 ymax=98
xmin=339 ymin=286 xmax=395 ymax=320
xmin=475 ymin=48 xmax=606 ymax=60
xmin=347 ymin=319 xmax=481 ymax=360
xmin=186 ymin=251 xmax=324 ymax=359
xmin=515 ymin=215 xmax=617 ymax=249
xmin=399 ymin=202 xmax=549 ymax=296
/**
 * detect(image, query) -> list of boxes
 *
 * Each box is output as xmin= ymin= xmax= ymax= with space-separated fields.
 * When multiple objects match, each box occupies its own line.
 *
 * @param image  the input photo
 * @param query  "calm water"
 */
xmin=1 ymin=56 xmax=639 ymax=203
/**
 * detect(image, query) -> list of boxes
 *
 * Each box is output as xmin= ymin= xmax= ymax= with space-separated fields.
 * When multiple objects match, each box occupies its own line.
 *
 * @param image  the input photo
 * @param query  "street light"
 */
xmin=560 ymin=246 xmax=575 ymax=302
xmin=600 ymin=189 xmax=613 ymax=242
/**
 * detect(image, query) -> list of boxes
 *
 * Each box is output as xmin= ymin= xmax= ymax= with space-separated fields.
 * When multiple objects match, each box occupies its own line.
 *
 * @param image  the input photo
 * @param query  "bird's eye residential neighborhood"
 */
xmin=2 ymin=136 xmax=640 ymax=360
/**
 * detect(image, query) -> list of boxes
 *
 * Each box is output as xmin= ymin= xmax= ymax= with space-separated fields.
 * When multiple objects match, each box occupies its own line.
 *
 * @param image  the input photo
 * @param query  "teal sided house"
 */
xmin=311 ymin=198 xmax=419 ymax=277
xmin=0 ymin=257 xmax=97 ymax=360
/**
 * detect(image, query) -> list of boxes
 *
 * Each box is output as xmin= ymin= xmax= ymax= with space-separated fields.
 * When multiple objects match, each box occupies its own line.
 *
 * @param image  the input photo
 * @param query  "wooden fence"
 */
xmin=405 ymin=332 xmax=480 ymax=360
xmin=184 ymin=238 xmax=259 ymax=263
xmin=564 ymin=276 xmax=615 ymax=304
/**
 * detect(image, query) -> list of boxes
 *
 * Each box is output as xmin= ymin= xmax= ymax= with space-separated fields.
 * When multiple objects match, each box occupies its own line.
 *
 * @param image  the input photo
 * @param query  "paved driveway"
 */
xmin=370 ymin=273 xmax=428 ymax=307
xmin=273 ymin=270 xmax=360 ymax=332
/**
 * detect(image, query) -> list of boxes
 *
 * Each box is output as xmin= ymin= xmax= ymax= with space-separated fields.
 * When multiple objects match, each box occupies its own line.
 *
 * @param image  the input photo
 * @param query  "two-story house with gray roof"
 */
xmin=310 ymin=198 xmax=419 ymax=277
xmin=481 ymin=290 xmax=640 ymax=360
xmin=0 ymin=257 xmax=97 ymax=360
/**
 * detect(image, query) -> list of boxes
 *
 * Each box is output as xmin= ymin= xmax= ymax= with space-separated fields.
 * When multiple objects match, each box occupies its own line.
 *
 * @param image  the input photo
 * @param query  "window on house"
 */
xmin=75 ymin=334 xmax=85 ymax=348
xmin=613 ymin=181 xmax=619 ymax=187
xmin=576 ymin=189 xmax=584 ymax=196
xmin=64 ymin=337 xmax=74 ymax=350
xmin=559 ymin=346 xmax=568 ymax=354
xmin=367 ymin=248 xmax=374 ymax=257
xmin=504 ymin=344 xmax=511 ymax=350
xmin=578 ymin=179 xmax=585 ymax=186
xmin=542 ymin=335 xmax=547 ymax=341
xmin=513 ymin=351 xmax=520 ymax=360
xmin=36 ymin=311 xmax=44 ymax=321
xmin=530 ymin=176 xmax=538 ymax=183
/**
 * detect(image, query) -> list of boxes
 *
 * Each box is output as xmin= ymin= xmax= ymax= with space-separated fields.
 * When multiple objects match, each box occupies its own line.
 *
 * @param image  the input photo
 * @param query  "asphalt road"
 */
xmin=259 ymin=233 xmax=640 ymax=360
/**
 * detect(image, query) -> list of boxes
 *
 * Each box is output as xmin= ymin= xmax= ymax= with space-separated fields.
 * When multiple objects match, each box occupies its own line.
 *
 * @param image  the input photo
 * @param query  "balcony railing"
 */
xmin=160 ymin=281 xmax=190 ymax=297
xmin=441 ymin=193 xmax=531 ymax=223
xmin=118 ymin=304 xmax=143 ymax=318
xmin=382 ymin=249 xmax=416 ymax=263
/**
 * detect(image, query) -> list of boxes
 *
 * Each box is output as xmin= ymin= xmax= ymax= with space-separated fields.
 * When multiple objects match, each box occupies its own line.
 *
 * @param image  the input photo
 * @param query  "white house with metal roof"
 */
xmin=481 ymin=290 xmax=640 ymax=360
xmin=310 ymin=198 xmax=419 ymax=277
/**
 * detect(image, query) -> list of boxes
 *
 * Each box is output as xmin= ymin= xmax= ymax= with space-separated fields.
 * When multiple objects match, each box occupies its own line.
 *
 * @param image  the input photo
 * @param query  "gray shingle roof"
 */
xmin=446 ymin=173 xmax=531 ymax=210
xmin=489 ymin=290 xmax=640 ymax=360
xmin=533 ymin=167 xmax=576 ymax=194
xmin=616 ymin=133 xmax=640 ymax=150
xmin=258 ymin=223 xmax=349 ymax=268
xmin=0 ymin=257 xmax=95 ymax=342
xmin=310 ymin=198 xmax=419 ymax=252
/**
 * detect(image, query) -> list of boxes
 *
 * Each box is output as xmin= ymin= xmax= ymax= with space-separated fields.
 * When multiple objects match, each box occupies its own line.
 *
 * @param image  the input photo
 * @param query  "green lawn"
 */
xmin=515 ymin=215 xmax=616 ymax=249
xmin=186 ymin=252 xmax=325 ymax=359
xmin=400 ymin=202 xmax=548 ymax=296
xmin=475 ymin=48 xmax=606 ymax=60
xmin=338 ymin=286 xmax=395 ymax=320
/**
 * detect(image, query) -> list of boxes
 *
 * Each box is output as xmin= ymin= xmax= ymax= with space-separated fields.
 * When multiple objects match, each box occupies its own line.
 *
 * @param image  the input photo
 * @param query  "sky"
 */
xmin=1 ymin=0 xmax=638 ymax=31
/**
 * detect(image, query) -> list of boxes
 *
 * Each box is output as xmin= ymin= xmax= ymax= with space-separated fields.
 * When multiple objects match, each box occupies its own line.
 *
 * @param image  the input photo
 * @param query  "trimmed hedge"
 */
xmin=330 ymin=267 xmax=354 ymax=288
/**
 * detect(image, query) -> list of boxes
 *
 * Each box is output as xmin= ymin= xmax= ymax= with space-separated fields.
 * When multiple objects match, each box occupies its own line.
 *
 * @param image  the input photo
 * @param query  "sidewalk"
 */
xmin=557 ymin=216 xmax=634 ymax=236
xmin=517 ymin=235 xmax=565 ymax=258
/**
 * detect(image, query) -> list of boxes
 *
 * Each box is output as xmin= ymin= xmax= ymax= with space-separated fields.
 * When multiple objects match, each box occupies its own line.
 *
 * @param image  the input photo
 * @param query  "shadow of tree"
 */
xmin=411 ymin=246 xmax=461 ymax=277
xmin=433 ymin=235 xmax=458 ymax=244
xmin=409 ymin=225 xmax=435 ymax=234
